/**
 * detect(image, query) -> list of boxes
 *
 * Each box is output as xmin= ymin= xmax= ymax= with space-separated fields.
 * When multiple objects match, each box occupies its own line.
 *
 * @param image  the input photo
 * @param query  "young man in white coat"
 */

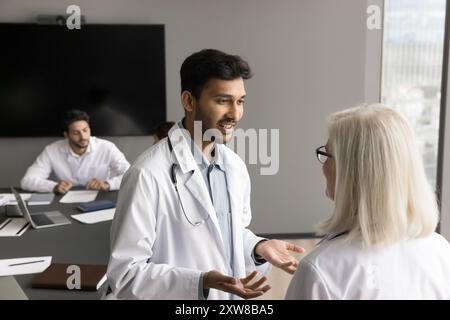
xmin=107 ymin=49 xmax=304 ymax=300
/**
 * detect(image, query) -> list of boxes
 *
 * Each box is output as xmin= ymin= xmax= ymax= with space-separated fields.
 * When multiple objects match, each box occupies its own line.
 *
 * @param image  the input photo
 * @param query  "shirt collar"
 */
xmin=177 ymin=119 xmax=224 ymax=170
xmin=317 ymin=231 xmax=349 ymax=246
xmin=65 ymin=137 xmax=93 ymax=158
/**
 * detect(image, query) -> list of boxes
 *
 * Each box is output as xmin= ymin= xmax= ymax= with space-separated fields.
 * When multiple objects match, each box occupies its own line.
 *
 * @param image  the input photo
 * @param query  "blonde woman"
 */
xmin=286 ymin=104 xmax=450 ymax=299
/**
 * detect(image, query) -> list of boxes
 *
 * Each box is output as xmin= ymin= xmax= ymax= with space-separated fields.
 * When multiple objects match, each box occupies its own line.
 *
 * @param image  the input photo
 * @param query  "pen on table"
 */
xmin=8 ymin=259 xmax=45 ymax=267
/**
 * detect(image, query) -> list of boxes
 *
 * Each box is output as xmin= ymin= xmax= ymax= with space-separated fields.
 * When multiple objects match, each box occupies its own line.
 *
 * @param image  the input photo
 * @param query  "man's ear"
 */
xmin=63 ymin=131 xmax=68 ymax=139
xmin=181 ymin=91 xmax=195 ymax=113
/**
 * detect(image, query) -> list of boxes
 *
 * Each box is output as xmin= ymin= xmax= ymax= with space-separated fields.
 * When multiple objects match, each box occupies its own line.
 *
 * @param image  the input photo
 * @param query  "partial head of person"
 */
xmin=180 ymin=49 xmax=252 ymax=146
xmin=153 ymin=121 xmax=175 ymax=144
xmin=62 ymin=109 xmax=91 ymax=155
xmin=316 ymin=104 xmax=438 ymax=247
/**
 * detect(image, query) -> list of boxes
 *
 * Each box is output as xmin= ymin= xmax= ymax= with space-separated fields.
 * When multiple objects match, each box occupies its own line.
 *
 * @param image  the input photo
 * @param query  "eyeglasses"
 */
xmin=316 ymin=146 xmax=333 ymax=164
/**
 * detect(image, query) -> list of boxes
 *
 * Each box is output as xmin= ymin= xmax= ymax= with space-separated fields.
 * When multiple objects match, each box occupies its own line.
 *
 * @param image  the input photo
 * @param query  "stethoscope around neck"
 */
xmin=168 ymin=138 xmax=211 ymax=227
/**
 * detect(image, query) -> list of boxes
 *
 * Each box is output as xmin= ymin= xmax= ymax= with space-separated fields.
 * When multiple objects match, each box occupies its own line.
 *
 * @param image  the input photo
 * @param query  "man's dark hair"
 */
xmin=154 ymin=121 xmax=175 ymax=140
xmin=180 ymin=49 xmax=252 ymax=100
xmin=62 ymin=109 xmax=90 ymax=132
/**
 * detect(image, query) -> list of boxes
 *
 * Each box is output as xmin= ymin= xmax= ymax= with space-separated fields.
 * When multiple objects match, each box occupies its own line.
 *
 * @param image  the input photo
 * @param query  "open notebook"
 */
xmin=32 ymin=263 xmax=107 ymax=291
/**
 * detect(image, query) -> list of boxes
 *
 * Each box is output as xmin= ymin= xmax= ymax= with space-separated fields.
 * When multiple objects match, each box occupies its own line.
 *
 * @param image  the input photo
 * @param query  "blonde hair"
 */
xmin=318 ymin=104 xmax=439 ymax=247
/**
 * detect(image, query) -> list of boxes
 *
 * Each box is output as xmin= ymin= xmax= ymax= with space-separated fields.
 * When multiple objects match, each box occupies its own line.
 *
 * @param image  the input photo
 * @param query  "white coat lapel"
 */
xmin=184 ymin=169 xmax=224 ymax=242
xmin=218 ymin=145 xmax=243 ymax=226
xmin=220 ymin=146 xmax=246 ymax=276
xmin=168 ymin=124 xmax=225 ymax=249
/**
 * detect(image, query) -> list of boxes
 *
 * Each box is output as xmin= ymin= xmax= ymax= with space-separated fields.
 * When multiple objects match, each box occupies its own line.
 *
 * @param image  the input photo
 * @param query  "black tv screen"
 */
xmin=0 ymin=23 xmax=166 ymax=137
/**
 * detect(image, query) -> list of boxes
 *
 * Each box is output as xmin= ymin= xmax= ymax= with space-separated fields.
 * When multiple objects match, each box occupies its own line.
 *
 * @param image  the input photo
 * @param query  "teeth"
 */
xmin=220 ymin=123 xmax=234 ymax=129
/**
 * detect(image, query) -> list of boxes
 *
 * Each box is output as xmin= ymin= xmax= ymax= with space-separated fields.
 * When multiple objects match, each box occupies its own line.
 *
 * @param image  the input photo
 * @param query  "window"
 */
xmin=381 ymin=0 xmax=446 ymax=188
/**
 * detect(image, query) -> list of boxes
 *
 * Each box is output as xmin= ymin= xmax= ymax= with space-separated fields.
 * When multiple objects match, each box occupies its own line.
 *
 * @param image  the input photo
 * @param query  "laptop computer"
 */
xmin=11 ymin=187 xmax=71 ymax=229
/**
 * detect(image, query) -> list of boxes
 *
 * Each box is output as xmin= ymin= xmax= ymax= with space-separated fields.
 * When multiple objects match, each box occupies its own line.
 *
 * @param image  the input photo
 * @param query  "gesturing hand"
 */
xmin=255 ymin=239 xmax=305 ymax=274
xmin=203 ymin=270 xmax=271 ymax=299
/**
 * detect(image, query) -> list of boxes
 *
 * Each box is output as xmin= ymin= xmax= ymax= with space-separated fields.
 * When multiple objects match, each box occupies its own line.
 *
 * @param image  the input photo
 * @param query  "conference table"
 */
xmin=0 ymin=188 xmax=117 ymax=300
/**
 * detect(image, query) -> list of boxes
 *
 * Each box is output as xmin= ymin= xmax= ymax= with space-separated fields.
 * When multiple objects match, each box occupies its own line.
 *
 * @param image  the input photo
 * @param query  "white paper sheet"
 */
xmin=0 ymin=218 xmax=30 ymax=237
xmin=27 ymin=193 xmax=54 ymax=205
xmin=59 ymin=190 xmax=98 ymax=203
xmin=0 ymin=195 xmax=8 ymax=207
xmin=0 ymin=193 xmax=32 ymax=205
xmin=0 ymin=256 xmax=52 ymax=276
xmin=71 ymin=208 xmax=115 ymax=224
xmin=0 ymin=276 xmax=28 ymax=300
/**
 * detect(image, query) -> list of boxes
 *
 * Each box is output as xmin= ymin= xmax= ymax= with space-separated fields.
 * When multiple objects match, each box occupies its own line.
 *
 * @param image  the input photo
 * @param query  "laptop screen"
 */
xmin=10 ymin=188 xmax=33 ymax=224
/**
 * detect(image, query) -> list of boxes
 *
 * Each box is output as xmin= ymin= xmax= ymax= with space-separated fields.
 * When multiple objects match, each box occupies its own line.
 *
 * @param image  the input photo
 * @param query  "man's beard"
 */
xmin=72 ymin=140 xmax=89 ymax=150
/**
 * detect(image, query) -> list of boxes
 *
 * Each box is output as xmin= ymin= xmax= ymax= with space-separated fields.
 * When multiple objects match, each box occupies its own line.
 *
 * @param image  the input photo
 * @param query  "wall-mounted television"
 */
xmin=0 ymin=23 xmax=166 ymax=137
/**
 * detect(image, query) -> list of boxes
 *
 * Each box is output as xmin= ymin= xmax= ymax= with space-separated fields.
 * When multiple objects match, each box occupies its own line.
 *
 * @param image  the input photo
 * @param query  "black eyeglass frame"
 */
xmin=315 ymin=145 xmax=333 ymax=163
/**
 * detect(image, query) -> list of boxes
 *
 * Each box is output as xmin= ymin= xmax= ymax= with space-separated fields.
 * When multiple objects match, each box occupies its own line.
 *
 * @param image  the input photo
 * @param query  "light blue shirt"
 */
xmin=177 ymin=121 xmax=234 ymax=299
xmin=196 ymin=150 xmax=234 ymax=275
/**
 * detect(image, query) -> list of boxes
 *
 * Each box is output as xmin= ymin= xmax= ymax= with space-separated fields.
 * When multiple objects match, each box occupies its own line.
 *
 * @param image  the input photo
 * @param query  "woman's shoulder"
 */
xmin=301 ymin=233 xmax=360 ymax=269
xmin=304 ymin=232 xmax=450 ymax=268
xmin=410 ymin=232 xmax=450 ymax=256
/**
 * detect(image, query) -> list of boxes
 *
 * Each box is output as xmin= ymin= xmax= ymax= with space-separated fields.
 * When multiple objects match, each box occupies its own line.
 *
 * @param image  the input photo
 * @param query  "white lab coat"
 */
xmin=286 ymin=232 xmax=450 ymax=299
xmin=20 ymin=137 xmax=130 ymax=192
xmin=107 ymin=124 xmax=270 ymax=300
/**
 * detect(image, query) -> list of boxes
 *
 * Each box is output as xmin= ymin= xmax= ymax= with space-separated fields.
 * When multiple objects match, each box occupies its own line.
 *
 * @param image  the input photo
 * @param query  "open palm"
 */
xmin=255 ymin=239 xmax=305 ymax=274
xmin=205 ymin=270 xmax=271 ymax=299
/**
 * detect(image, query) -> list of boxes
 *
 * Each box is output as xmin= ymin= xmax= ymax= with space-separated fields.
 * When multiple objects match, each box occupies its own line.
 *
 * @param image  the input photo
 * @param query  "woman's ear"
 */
xmin=181 ymin=91 xmax=195 ymax=113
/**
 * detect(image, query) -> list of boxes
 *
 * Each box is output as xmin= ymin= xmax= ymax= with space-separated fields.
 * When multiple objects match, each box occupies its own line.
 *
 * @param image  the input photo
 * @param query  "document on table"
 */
xmin=28 ymin=193 xmax=55 ymax=205
xmin=0 ymin=276 xmax=28 ymax=300
xmin=0 ymin=195 xmax=8 ymax=207
xmin=0 ymin=193 xmax=32 ymax=205
xmin=71 ymin=208 xmax=115 ymax=224
xmin=0 ymin=256 xmax=52 ymax=276
xmin=0 ymin=218 xmax=30 ymax=237
xmin=59 ymin=190 xmax=98 ymax=203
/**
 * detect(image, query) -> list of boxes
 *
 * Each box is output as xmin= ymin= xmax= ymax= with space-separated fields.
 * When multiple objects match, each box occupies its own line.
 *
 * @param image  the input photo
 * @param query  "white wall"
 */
xmin=0 ymin=0 xmax=382 ymax=234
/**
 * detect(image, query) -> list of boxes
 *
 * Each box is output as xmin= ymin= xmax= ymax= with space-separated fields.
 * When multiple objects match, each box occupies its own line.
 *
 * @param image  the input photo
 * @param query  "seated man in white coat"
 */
xmin=107 ymin=49 xmax=305 ymax=300
xmin=21 ymin=109 xmax=130 ymax=194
